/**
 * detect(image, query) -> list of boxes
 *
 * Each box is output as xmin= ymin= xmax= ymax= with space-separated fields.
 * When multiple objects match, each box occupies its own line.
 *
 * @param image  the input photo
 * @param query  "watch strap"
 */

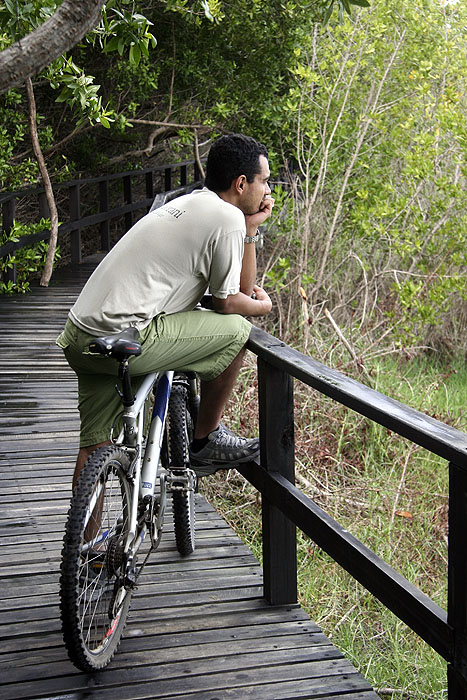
xmin=244 ymin=229 xmax=260 ymax=244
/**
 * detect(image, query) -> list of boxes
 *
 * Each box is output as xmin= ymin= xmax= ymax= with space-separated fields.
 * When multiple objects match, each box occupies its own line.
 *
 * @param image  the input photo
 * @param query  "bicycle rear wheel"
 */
xmin=60 ymin=445 xmax=133 ymax=671
xmin=167 ymin=383 xmax=196 ymax=556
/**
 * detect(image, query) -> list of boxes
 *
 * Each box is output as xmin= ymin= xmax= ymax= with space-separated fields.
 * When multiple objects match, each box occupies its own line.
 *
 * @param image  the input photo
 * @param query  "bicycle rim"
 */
xmin=60 ymin=445 xmax=133 ymax=671
xmin=167 ymin=384 xmax=196 ymax=556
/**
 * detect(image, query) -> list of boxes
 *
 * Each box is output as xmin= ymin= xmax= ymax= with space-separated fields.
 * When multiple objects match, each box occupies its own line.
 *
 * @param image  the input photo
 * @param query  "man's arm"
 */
xmin=239 ymin=237 xmax=257 ymax=297
xmin=212 ymin=285 xmax=272 ymax=317
xmin=213 ymin=194 xmax=274 ymax=317
xmin=239 ymin=194 xmax=274 ymax=296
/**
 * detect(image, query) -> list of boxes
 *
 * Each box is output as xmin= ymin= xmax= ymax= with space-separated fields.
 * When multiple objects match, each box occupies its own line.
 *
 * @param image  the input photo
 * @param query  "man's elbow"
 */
xmin=212 ymin=295 xmax=236 ymax=315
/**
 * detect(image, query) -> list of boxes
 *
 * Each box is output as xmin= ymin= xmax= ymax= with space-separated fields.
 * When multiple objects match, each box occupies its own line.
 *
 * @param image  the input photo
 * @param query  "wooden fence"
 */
xmin=240 ymin=327 xmax=467 ymax=699
xmin=0 ymin=159 xmax=202 ymax=283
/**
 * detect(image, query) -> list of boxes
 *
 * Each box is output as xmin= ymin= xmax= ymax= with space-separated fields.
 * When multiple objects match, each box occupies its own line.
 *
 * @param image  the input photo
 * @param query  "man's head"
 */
xmin=205 ymin=134 xmax=268 ymax=193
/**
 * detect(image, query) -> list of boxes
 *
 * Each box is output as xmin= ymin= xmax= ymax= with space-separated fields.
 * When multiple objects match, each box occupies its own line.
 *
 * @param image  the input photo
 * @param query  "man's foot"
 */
xmin=189 ymin=424 xmax=260 ymax=477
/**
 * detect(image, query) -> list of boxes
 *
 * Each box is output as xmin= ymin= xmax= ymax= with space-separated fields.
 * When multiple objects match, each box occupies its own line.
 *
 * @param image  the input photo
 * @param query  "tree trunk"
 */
xmin=26 ymin=78 xmax=59 ymax=287
xmin=0 ymin=0 xmax=106 ymax=94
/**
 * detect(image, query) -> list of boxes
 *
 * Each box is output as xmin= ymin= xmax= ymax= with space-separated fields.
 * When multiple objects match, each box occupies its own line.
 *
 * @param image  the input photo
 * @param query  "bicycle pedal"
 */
xmin=167 ymin=468 xmax=196 ymax=492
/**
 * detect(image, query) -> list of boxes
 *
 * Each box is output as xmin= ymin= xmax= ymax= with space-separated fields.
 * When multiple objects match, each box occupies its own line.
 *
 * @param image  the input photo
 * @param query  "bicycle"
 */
xmin=59 ymin=328 xmax=199 ymax=672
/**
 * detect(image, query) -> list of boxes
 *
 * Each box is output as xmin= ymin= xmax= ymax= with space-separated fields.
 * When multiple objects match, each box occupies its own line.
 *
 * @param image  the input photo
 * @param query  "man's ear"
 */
xmin=233 ymin=174 xmax=247 ymax=195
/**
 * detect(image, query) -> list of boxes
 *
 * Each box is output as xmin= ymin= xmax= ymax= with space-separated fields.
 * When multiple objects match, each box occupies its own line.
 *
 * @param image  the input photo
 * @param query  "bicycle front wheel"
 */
xmin=167 ymin=383 xmax=196 ymax=556
xmin=60 ymin=445 xmax=133 ymax=671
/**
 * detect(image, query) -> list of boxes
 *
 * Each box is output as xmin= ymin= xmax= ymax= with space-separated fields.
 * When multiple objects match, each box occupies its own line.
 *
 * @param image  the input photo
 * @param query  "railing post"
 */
xmin=2 ymin=198 xmax=17 ymax=284
xmin=180 ymin=164 xmax=187 ymax=186
xmin=258 ymin=356 xmax=297 ymax=605
xmin=164 ymin=167 xmax=172 ymax=192
xmin=448 ymin=461 xmax=467 ymax=699
xmin=123 ymin=175 xmax=132 ymax=232
xmin=69 ymin=184 xmax=81 ymax=265
xmin=145 ymin=171 xmax=154 ymax=212
xmin=99 ymin=180 xmax=110 ymax=251
xmin=194 ymin=161 xmax=201 ymax=182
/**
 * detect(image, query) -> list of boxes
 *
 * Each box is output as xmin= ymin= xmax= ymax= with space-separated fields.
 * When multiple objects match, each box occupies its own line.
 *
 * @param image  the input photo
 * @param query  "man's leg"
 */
xmin=129 ymin=311 xmax=257 ymax=474
xmin=73 ymin=442 xmax=110 ymax=489
xmin=194 ymin=346 xmax=246 ymax=438
xmin=186 ymin=343 xmax=259 ymax=473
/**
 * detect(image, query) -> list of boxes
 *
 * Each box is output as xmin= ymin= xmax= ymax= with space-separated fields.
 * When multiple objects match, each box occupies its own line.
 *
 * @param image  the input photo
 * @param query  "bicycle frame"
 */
xmin=112 ymin=369 xmax=175 ymax=563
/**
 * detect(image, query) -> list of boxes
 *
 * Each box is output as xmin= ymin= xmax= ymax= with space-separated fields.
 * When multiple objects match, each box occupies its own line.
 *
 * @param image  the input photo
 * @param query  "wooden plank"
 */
xmin=0 ymin=661 xmax=373 ymax=700
xmin=448 ymin=461 xmax=467 ymax=697
xmin=0 ymin=625 xmax=328 ymax=667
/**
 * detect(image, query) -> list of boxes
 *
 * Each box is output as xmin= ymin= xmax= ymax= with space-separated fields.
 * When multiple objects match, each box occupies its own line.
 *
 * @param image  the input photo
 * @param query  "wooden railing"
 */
xmin=241 ymin=327 xmax=467 ymax=699
xmin=0 ymin=159 xmax=202 ymax=283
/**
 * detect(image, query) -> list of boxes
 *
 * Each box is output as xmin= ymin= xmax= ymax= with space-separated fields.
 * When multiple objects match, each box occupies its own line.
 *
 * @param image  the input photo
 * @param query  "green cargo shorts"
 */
xmin=56 ymin=310 xmax=251 ymax=448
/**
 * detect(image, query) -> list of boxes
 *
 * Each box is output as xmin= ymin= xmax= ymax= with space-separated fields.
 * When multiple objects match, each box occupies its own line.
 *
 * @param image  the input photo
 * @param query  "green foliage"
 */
xmin=259 ymin=0 xmax=467 ymax=354
xmin=96 ymin=4 xmax=157 ymax=66
xmin=0 ymin=0 xmax=56 ymax=39
xmin=323 ymin=0 xmax=370 ymax=24
xmin=0 ymin=219 xmax=60 ymax=294
xmin=48 ymin=57 xmax=116 ymax=128
xmin=264 ymin=256 xmax=291 ymax=295
xmin=160 ymin=0 xmax=224 ymax=23
xmin=0 ymin=89 xmax=39 ymax=188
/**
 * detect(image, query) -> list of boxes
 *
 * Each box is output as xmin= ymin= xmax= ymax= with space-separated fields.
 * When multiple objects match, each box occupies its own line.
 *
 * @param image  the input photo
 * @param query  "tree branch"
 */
xmin=127 ymin=119 xmax=207 ymax=129
xmin=194 ymin=130 xmax=206 ymax=179
xmin=104 ymin=120 xmax=211 ymax=166
xmin=26 ymin=78 xmax=59 ymax=287
xmin=0 ymin=0 xmax=106 ymax=94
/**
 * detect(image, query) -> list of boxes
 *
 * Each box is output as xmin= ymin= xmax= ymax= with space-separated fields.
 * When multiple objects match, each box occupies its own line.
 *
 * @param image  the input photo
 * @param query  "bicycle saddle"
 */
xmin=87 ymin=327 xmax=142 ymax=360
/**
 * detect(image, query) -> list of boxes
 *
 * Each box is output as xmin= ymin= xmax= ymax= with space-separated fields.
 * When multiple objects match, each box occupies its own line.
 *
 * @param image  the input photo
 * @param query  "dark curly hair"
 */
xmin=205 ymin=134 xmax=268 ymax=193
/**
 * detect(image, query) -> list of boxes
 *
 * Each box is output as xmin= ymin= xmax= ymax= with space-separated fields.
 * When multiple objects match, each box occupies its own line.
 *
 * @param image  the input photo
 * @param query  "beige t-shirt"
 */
xmin=69 ymin=188 xmax=246 ymax=335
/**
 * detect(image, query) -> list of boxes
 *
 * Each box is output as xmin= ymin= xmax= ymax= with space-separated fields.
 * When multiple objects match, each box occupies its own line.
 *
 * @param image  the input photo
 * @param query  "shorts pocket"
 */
xmin=55 ymin=331 xmax=69 ymax=350
xmin=55 ymin=318 xmax=78 ymax=350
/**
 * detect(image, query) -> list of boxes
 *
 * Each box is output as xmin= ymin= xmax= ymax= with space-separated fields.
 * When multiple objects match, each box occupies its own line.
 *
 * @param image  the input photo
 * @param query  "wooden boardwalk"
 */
xmin=0 ymin=264 xmax=379 ymax=700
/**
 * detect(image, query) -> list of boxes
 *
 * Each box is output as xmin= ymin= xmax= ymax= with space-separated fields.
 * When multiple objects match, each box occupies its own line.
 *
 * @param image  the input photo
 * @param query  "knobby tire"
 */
xmin=60 ymin=445 xmax=133 ymax=671
xmin=167 ymin=384 xmax=196 ymax=556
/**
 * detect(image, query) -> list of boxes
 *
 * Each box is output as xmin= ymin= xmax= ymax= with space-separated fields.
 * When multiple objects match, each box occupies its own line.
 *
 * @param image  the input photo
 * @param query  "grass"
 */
xmin=201 ymin=350 xmax=467 ymax=700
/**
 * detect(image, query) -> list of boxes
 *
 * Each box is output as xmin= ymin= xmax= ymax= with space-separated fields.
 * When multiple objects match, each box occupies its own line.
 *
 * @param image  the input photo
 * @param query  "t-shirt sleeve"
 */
xmin=209 ymin=228 xmax=244 ymax=299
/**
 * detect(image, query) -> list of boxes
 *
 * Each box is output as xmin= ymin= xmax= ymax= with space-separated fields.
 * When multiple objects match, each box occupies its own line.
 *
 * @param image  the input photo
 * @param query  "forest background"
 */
xmin=1 ymin=0 xmax=466 ymax=697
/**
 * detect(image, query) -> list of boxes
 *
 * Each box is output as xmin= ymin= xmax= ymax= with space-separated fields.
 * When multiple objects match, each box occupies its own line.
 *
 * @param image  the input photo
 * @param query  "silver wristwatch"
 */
xmin=244 ymin=229 xmax=260 ymax=244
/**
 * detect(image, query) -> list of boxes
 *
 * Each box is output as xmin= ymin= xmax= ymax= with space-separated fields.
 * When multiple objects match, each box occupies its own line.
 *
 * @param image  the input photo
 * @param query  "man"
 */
xmin=57 ymin=133 xmax=273 ymax=483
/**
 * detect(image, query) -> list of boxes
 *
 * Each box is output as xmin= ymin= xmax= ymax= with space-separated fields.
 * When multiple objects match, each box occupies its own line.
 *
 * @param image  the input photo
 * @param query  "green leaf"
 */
xmin=104 ymin=36 xmax=120 ymax=53
xmin=201 ymin=0 xmax=214 ymax=22
xmin=55 ymin=88 xmax=70 ymax=103
xmin=140 ymin=39 xmax=149 ymax=58
xmin=341 ymin=0 xmax=352 ymax=16
xmin=323 ymin=3 xmax=334 ymax=25
xmin=129 ymin=44 xmax=141 ymax=65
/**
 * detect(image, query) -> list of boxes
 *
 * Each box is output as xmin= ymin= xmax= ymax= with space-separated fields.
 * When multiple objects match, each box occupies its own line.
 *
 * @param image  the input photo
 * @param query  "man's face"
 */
xmin=240 ymin=155 xmax=271 ymax=215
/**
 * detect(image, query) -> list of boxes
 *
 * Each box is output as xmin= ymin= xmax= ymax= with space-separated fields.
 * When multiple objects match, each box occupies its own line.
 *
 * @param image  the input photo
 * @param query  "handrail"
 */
xmin=243 ymin=325 xmax=467 ymax=699
xmin=0 ymin=159 xmax=198 ymax=204
xmin=1 ymin=159 xmax=203 ymax=284
xmin=248 ymin=327 xmax=467 ymax=467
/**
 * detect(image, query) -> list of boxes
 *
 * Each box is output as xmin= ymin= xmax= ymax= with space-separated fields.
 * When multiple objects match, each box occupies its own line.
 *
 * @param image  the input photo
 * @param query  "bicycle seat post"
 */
xmin=118 ymin=360 xmax=135 ymax=407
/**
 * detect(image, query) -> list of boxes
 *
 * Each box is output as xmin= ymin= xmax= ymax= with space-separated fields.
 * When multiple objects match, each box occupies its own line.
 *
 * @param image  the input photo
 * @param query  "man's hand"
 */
xmin=251 ymin=285 xmax=272 ymax=315
xmin=245 ymin=195 xmax=275 ymax=232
